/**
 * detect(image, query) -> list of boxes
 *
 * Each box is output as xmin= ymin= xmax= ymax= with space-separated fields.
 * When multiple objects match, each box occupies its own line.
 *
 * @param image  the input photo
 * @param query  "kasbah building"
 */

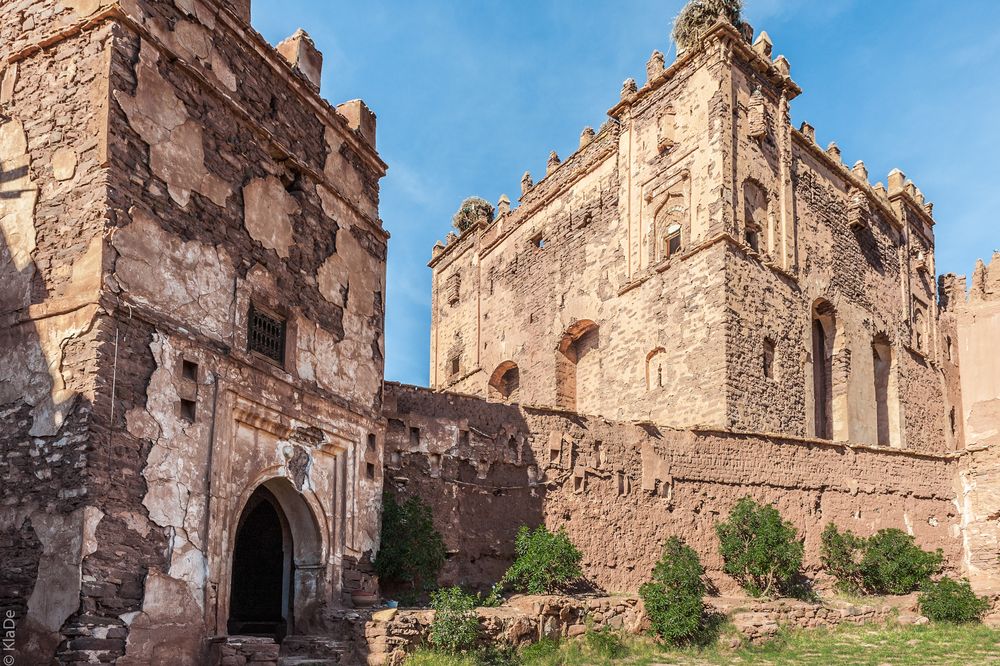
xmin=0 ymin=0 xmax=998 ymax=664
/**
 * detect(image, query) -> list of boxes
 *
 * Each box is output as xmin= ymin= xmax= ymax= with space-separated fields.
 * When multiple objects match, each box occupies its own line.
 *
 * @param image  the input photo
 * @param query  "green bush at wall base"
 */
xmin=821 ymin=524 xmax=943 ymax=595
xmin=500 ymin=525 xmax=583 ymax=594
xmin=374 ymin=492 xmax=446 ymax=595
xmin=429 ymin=587 xmax=481 ymax=655
xmin=640 ymin=536 xmax=707 ymax=645
xmin=715 ymin=497 xmax=804 ymax=598
xmin=919 ymin=577 xmax=990 ymax=623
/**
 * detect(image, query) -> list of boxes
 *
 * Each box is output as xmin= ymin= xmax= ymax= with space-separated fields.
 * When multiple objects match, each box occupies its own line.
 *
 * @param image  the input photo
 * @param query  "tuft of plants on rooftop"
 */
xmin=452 ymin=197 xmax=495 ymax=232
xmin=672 ymin=0 xmax=743 ymax=50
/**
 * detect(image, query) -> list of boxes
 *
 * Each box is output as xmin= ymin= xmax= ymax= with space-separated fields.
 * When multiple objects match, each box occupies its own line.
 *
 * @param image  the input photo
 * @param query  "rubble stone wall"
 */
xmin=1 ymin=2 xmax=116 ymax=663
xmin=3 ymin=1 xmax=387 ymax=664
xmin=360 ymin=594 xmax=906 ymax=664
xmin=428 ymin=21 xmax=950 ymax=454
xmin=383 ymin=383 xmax=963 ymax=595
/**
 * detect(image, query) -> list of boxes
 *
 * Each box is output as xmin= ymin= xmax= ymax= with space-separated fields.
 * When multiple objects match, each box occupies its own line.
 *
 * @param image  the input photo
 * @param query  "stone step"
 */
xmin=277 ymin=635 xmax=355 ymax=665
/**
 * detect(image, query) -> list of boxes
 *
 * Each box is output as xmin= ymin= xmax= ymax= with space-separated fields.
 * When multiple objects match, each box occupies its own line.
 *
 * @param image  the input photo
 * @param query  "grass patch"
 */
xmin=405 ymin=622 xmax=1000 ymax=665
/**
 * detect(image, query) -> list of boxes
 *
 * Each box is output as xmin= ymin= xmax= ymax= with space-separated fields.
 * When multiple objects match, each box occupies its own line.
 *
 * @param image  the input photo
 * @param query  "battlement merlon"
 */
xmin=608 ymin=18 xmax=801 ymax=119
xmin=3 ymin=0 xmax=387 ymax=206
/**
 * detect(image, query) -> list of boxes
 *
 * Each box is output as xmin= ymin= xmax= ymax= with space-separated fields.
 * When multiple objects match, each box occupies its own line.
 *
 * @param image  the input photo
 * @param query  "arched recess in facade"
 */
xmin=223 ymin=476 xmax=326 ymax=638
xmin=488 ymin=360 xmax=520 ymax=401
xmin=555 ymin=319 xmax=599 ymax=412
xmin=810 ymin=298 xmax=848 ymax=441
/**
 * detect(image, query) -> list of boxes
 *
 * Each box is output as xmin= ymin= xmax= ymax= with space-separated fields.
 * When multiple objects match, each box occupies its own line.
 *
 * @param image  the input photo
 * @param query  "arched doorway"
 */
xmin=228 ymin=486 xmax=293 ymax=639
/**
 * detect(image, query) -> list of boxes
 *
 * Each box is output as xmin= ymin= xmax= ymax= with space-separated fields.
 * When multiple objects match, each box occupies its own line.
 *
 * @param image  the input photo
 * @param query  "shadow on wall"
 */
xmin=0 ymin=195 xmax=99 ymax=663
xmin=382 ymin=383 xmax=544 ymax=593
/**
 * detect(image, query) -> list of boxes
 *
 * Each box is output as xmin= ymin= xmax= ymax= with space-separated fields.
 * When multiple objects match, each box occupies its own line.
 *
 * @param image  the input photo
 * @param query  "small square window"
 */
xmin=409 ymin=427 xmax=420 ymax=447
xmin=530 ymin=232 xmax=545 ymax=249
xmin=365 ymin=462 xmax=376 ymax=480
xmin=248 ymin=304 xmax=286 ymax=364
xmin=182 ymin=360 xmax=198 ymax=382
xmin=449 ymin=356 xmax=460 ymax=376
xmin=180 ymin=398 xmax=196 ymax=423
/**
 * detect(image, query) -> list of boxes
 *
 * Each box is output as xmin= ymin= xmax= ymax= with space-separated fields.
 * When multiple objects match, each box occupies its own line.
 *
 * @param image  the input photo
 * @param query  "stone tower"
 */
xmin=429 ymin=17 xmax=948 ymax=453
xmin=1 ymin=1 xmax=386 ymax=663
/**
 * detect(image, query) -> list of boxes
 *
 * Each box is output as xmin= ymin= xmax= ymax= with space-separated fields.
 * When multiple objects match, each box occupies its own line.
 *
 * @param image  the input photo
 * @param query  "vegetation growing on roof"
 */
xmin=672 ymin=0 xmax=744 ymax=51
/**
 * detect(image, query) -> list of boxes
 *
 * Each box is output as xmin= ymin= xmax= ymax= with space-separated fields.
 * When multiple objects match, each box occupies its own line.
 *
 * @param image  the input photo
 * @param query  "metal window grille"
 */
xmin=248 ymin=304 xmax=286 ymax=364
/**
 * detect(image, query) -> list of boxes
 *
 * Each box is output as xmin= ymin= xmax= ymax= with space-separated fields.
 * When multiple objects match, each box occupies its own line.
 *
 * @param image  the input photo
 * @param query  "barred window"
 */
xmin=248 ymin=304 xmax=286 ymax=364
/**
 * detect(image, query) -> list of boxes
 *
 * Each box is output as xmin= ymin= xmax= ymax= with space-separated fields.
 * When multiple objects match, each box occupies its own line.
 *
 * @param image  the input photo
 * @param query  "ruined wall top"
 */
xmin=941 ymin=252 xmax=1000 ymax=310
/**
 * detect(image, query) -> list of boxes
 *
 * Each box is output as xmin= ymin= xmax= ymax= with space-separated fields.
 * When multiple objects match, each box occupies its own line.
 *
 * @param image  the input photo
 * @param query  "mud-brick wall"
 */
xmin=1 ymin=2 xmax=119 ymax=661
xmin=383 ymin=383 xmax=964 ymax=595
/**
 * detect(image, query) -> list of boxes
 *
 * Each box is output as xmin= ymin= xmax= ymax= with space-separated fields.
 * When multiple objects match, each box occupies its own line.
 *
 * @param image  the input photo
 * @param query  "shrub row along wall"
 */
xmin=383 ymin=383 xmax=965 ymax=595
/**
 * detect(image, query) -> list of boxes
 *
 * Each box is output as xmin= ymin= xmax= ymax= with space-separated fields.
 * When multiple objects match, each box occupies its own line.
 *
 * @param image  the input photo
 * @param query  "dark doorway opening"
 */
xmin=228 ymin=486 xmax=292 ymax=640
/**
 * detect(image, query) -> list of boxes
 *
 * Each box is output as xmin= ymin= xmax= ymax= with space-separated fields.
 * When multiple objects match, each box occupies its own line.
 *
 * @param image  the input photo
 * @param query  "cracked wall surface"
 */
xmin=429 ymin=21 xmax=949 ymax=454
xmin=384 ymin=383 xmax=964 ymax=594
xmin=2 ymin=0 xmax=387 ymax=663
xmin=940 ymin=254 xmax=1000 ymax=594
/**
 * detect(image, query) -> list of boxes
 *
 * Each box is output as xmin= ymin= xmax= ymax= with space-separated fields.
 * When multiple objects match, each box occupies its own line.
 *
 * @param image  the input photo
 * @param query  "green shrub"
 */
xmin=919 ymin=577 xmax=990 ymax=623
xmin=860 ymin=529 xmax=943 ymax=595
xmin=429 ymin=587 xmax=480 ymax=655
xmin=585 ymin=626 xmax=627 ymax=658
xmin=715 ymin=497 xmax=804 ymax=598
xmin=501 ymin=525 xmax=583 ymax=594
xmin=640 ymin=536 xmax=706 ymax=645
xmin=375 ymin=493 xmax=446 ymax=595
xmin=820 ymin=523 xmax=866 ymax=593
xmin=822 ymin=524 xmax=943 ymax=595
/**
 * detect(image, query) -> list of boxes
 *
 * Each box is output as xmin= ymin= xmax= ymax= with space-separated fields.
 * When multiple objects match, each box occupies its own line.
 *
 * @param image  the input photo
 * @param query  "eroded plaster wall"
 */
xmin=428 ymin=22 xmax=950 ymax=454
xmin=2 ymin=0 xmax=388 ymax=663
xmin=941 ymin=255 xmax=1000 ymax=594
xmin=384 ymin=383 xmax=963 ymax=595
xmin=429 ymin=44 xmax=732 ymax=428
xmin=1 ymin=2 xmax=114 ymax=662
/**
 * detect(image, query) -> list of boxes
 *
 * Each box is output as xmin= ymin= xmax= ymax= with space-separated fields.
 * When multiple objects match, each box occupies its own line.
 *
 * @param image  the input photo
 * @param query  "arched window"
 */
xmin=488 ymin=361 xmax=520 ymax=401
xmin=651 ymin=187 xmax=686 ymax=265
xmin=646 ymin=347 xmax=667 ymax=390
xmin=872 ymin=333 xmax=901 ymax=448
xmin=812 ymin=299 xmax=836 ymax=440
xmin=556 ymin=320 xmax=599 ymax=411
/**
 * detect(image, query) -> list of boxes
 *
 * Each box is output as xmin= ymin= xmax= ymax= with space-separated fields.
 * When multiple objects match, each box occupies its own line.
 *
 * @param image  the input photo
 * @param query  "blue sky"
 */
xmin=253 ymin=1 xmax=1000 ymax=387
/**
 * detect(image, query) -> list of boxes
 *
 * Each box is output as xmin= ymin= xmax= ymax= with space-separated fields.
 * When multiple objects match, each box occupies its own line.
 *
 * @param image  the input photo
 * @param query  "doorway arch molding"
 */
xmin=218 ymin=470 xmax=330 ymax=636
